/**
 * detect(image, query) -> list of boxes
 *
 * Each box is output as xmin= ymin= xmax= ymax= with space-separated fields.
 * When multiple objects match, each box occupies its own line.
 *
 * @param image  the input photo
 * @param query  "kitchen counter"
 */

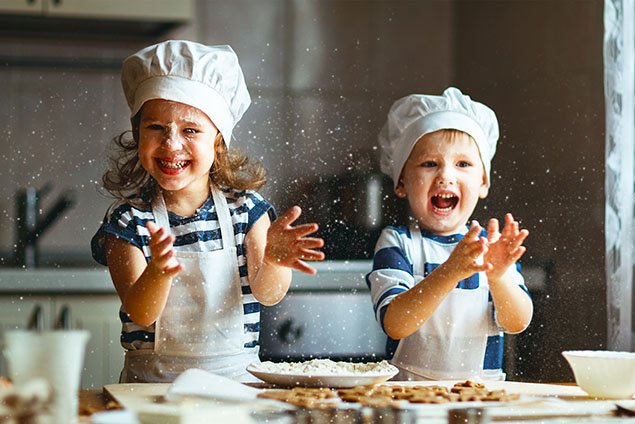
xmin=0 ymin=260 xmax=373 ymax=294
xmin=78 ymin=382 xmax=635 ymax=423
xmin=0 ymin=268 xmax=114 ymax=293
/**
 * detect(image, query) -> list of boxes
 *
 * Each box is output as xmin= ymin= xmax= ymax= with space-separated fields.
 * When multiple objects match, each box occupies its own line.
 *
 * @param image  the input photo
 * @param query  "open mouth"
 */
xmin=431 ymin=193 xmax=458 ymax=212
xmin=156 ymin=158 xmax=191 ymax=172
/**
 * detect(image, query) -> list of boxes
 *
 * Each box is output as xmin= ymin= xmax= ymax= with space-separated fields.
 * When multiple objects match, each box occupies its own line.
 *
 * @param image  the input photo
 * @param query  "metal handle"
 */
xmin=55 ymin=305 xmax=71 ymax=330
xmin=27 ymin=305 xmax=44 ymax=332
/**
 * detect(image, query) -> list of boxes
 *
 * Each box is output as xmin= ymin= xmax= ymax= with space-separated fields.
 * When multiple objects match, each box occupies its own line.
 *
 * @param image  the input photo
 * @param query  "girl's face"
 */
xmin=138 ymin=99 xmax=219 ymax=197
xmin=396 ymin=130 xmax=489 ymax=235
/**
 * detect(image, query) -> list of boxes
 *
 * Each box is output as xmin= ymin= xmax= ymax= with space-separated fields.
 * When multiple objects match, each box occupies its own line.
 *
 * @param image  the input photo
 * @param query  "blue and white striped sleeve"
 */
xmin=366 ymin=227 xmax=416 ymax=333
xmin=91 ymin=200 xmax=152 ymax=265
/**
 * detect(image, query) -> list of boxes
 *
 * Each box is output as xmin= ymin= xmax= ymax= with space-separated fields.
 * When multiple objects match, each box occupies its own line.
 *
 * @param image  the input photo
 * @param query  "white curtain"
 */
xmin=605 ymin=0 xmax=634 ymax=351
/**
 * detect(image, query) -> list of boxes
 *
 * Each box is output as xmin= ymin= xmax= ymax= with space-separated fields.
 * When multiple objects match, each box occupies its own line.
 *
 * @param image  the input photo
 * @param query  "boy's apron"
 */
xmin=120 ymin=186 xmax=259 ymax=383
xmin=390 ymin=224 xmax=489 ymax=381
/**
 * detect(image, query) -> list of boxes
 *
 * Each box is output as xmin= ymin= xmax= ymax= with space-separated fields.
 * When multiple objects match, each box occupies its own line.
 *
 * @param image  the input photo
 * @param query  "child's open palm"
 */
xmin=146 ymin=221 xmax=183 ymax=278
xmin=484 ymin=213 xmax=529 ymax=282
xmin=445 ymin=221 xmax=492 ymax=280
xmin=264 ymin=206 xmax=325 ymax=274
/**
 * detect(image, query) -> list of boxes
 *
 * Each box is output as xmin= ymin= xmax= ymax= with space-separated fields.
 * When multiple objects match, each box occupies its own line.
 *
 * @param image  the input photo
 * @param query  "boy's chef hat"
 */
xmin=121 ymin=40 xmax=250 ymax=147
xmin=379 ymin=87 xmax=499 ymax=188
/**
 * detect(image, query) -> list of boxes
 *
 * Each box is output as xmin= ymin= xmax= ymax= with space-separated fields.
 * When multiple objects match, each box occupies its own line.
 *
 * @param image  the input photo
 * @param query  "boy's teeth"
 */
xmin=434 ymin=206 xmax=453 ymax=212
xmin=431 ymin=193 xmax=458 ymax=211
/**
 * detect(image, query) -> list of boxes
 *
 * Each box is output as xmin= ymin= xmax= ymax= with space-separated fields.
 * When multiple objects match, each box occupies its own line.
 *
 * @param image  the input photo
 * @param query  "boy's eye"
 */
xmin=420 ymin=161 xmax=436 ymax=167
xmin=456 ymin=161 xmax=471 ymax=168
xmin=146 ymin=124 xmax=164 ymax=130
xmin=184 ymin=128 xmax=199 ymax=134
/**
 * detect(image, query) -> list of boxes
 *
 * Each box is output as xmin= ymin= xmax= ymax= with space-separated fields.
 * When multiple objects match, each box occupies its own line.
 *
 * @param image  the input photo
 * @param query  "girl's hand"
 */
xmin=445 ymin=221 xmax=492 ymax=280
xmin=264 ymin=206 xmax=325 ymax=274
xmin=484 ymin=213 xmax=529 ymax=282
xmin=146 ymin=221 xmax=183 ymax=278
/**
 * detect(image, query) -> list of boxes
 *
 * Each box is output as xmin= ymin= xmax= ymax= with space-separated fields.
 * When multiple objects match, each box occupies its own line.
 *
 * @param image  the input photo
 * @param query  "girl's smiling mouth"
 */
xmin=431 ymin=192 xmax=459 ymax=213
xmin=156 ymin=158 xmax=191 ymax=174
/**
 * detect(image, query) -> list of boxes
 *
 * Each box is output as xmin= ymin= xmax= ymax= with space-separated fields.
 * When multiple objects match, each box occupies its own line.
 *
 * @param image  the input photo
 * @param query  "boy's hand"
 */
xmin=484 ymin=213 xmax=529 ymax=282
xmin=264 ymin=206 xmax=325 ymax=274
xmin=445 ymin=221 xmax=492 ymax=280
xmin=146 ymin=221 xmax=183 ymax=278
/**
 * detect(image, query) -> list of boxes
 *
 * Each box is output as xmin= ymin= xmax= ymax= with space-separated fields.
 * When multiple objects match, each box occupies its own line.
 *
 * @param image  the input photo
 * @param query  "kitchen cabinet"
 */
xmin=0 ymin=293 xmax=124 ymax=390
xmin=0 ymin=0 xmax=192 ymax=37
xmin=0 ymin=0 xmax=42 ymax=15
xmin=0 ymin=294 xmax=54 ymax=335
xmin=0 ymin=0 xmax=192 ymax=21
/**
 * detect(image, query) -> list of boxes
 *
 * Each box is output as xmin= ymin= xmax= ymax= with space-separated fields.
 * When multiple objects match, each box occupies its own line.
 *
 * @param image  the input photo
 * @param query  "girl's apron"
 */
xmin=120 ymin=186 xmax=260 ymax=383
xmin=390 ymin=224 xmax=489 ymax=381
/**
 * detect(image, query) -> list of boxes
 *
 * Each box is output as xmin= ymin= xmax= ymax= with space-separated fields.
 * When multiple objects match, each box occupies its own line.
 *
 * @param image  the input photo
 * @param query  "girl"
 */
xmin=91 ymin=40 xmax=324 ymax=383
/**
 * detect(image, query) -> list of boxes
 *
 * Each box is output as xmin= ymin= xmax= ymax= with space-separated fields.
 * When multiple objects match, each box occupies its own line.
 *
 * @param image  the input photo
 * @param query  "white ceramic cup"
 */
xmin=3 ymin=330 xmax=90 ymax=423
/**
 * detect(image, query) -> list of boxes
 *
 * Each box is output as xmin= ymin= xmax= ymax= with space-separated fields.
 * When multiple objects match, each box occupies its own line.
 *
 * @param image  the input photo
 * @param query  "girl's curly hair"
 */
xmin=102 ymin=112 xmax=267 ymax=207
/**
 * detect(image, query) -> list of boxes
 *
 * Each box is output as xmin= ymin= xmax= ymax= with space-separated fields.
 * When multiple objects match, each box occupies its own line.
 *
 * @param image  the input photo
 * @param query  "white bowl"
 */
xmin=562 ymin=350 xmax=635 ymax=399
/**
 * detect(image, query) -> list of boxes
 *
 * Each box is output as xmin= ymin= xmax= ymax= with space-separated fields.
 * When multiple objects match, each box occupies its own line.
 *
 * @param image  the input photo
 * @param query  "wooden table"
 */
xmin=79 ymin=389 xmax=117 ymax=418
xmin=79 ymin=382 xmax=635 ymax=422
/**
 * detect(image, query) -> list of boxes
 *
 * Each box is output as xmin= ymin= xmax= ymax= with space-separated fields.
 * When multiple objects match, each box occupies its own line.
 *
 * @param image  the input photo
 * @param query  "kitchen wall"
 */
xmin=0 ymin=0 xmax=454 ymax=263
xmin=452 ymin=0 xmax=605 ymax=382
xmin=0 ymin=0 xmax=605 ymax=382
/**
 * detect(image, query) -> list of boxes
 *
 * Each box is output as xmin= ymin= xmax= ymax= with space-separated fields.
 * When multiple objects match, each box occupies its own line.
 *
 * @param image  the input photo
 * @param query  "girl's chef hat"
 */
xmin=379 ymin=87 xmax=499 ymax=188
xmin=121 ymin=40 xmax=250 ymax=147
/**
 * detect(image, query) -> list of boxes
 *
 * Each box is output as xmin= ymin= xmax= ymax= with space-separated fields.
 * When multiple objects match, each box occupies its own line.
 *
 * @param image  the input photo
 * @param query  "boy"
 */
xmin=367 ymin=87 xmax=533 ymax=381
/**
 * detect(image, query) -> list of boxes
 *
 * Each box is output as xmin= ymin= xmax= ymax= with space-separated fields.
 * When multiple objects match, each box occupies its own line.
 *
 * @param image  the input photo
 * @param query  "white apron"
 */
xmin=391 ymin=224 xmax=489 ymax=381
xmin=120 ymin=186 xmax=260 ymax=383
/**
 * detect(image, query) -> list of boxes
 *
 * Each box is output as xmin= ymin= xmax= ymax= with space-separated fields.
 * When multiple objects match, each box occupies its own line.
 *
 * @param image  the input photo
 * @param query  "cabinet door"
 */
xmin=53 ymin=295 xmax=123 ymax=389
xmin=0 ymin=0 xmax=44 ymax=14
xmin=0 ymin=295 xmax=54 ymax=377
xmin=44 ymin=0 xmax=191 ymax=21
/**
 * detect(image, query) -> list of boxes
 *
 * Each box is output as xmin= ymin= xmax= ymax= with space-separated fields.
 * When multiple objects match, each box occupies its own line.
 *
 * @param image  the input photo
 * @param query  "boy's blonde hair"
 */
xmin=102 ymin=113 xmax=266 ymax=207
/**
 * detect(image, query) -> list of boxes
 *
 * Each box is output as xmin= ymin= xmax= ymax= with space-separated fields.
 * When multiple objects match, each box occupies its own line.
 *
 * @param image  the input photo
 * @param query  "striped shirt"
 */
xmin=366 ymin=225 xmax=529 ymax=375
xmin=91 ymin=187 xmax=275 ymax=355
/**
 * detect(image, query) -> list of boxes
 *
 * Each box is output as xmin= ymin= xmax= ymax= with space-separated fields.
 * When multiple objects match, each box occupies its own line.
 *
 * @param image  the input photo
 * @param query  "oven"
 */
xmin=259 ymin=261 xmax=387 ymax=362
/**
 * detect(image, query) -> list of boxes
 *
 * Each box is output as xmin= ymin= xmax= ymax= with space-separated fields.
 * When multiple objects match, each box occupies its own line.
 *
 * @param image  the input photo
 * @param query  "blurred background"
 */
xmin=0 ymin=0 xmax=605 ymax=383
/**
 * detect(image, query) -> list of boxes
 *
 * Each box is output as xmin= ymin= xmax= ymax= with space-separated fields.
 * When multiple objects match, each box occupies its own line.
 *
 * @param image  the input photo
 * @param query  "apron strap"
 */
xmin=409 ymin=223 xmax=423 ymax=278
xmin=152 ymin=190 xmax=170 ymax=230
xmin=210 ymin=186 xmax=235 ymax=249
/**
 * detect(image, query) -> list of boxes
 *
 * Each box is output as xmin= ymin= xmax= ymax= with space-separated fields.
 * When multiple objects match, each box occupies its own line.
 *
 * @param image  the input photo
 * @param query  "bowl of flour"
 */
xmin=247 ymin=359 xmax=398 ymax=388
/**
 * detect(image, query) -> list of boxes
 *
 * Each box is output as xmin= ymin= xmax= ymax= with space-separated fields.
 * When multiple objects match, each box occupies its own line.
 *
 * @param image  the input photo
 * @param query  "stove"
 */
xmin=259 ymin=260 xmax=387 ymax=362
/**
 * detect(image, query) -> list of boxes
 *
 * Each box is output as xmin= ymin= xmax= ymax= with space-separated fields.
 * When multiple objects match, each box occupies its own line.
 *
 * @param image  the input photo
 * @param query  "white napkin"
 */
xmin=165 ymin=369 xmax=261 ymax=403
xmin=90 ymin=410 xmax=140 ymax=424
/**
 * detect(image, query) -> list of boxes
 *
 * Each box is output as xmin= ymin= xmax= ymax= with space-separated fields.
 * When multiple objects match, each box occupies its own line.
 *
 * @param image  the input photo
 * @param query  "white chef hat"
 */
xmin=121 ymin=40 xmax=251 ymax=147
xmin=379 ymin=87 xmax=499 ymax=188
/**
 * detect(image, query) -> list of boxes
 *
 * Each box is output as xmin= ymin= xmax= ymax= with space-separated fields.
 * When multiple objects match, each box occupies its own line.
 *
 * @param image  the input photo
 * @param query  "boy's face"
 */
xmin=396 ymin=130 xmax=488 ymax=235
xmin=138 ymin=99 xmax=218 ymax=197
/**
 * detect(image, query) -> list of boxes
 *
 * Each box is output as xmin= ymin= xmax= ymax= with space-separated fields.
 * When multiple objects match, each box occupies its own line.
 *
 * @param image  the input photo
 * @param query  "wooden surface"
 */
xmin=79 ymin=389 xmax=120 ymax=417
xmin=83 ymin=381 xmax=628 ymax=422
xmin=103 ymin=383 xmax=171 ymax=410
xmin=99 ymin=380 xmax=590 ymax=408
